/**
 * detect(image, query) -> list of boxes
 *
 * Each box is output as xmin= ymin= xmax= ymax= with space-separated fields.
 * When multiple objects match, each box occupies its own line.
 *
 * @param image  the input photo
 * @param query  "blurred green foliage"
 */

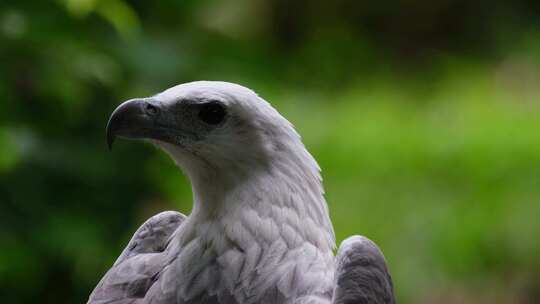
xmin=1 ymin=0 xmax=539 ymax=303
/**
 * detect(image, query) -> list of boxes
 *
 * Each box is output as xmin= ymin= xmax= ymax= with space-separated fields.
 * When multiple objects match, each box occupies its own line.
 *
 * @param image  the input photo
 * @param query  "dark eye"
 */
xmin=198 ymin=102 xmax=226 ymax=125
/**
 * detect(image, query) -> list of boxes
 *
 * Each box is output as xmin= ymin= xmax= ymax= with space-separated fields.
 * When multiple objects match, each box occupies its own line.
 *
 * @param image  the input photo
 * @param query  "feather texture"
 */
xmin=333 ymin=236 xmax=395 ymax=304
xmin=90 ymin=81 xmax=395 ymax=304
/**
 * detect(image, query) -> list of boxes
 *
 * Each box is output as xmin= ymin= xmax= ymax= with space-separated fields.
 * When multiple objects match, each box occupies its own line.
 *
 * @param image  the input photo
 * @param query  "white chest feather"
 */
xmin=166 ymin=209 xmax=334 ymax=303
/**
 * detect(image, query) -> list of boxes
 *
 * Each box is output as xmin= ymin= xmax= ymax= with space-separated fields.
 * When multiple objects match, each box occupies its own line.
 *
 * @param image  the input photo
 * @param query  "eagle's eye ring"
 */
xmin=145 ymin=103 xmax=159 ymax=116
xmin=198 ymin=102 xmax=226 ymax=125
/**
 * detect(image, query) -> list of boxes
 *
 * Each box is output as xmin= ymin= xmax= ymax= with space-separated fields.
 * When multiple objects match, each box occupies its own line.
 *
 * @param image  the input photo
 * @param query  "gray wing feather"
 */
xmin=88 ymin=211 xmax=186 ymax=304
xmin=332 ymin=236 xmax=395 ymax=304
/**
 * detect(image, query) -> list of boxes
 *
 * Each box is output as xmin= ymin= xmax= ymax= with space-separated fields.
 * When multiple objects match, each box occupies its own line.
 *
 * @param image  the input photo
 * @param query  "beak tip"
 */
xmin=106 ymin=118 xmax=116 ymax=151
xmin=106 ymin=98 xmax=154 ymax=150
xmin=107 ymin=135 xmax=115 ymax=150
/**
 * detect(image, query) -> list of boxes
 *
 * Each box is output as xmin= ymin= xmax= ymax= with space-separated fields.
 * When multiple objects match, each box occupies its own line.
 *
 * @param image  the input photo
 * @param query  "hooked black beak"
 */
xmin=106 ymin=98 xmax=165 ymax=150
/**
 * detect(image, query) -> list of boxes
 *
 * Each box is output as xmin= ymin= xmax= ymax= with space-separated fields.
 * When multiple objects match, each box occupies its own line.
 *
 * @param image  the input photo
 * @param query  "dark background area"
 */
xmin=1 ymin=1 xmax=539 ymax=303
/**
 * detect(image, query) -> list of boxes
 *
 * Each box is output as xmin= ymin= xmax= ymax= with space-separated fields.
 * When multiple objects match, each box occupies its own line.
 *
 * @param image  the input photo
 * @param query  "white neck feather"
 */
xmin=161 ymin=119 xmax=335 ymax=251
xmin=155 ymin=101 xmax=337 ymax=301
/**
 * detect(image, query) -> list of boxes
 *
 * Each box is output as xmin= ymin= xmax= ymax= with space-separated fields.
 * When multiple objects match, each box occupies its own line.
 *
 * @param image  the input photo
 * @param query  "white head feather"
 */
xmin=151 ymin=81 xmax=335 ymax=301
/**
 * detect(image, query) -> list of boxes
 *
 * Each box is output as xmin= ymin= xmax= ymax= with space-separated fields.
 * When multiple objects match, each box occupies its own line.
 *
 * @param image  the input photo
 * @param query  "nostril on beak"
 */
xmin=144 ymin=103 xmax=159 ymax=116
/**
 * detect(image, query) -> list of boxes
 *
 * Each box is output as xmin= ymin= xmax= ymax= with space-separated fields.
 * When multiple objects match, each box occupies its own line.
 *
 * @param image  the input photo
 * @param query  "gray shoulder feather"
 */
xmin=333 ymin=236 xmax=395 ymax=304
xmin=88 ymin=211 xmax=186 ymax=304
xmin=113 ymin=211 xmax=186 ymax=265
